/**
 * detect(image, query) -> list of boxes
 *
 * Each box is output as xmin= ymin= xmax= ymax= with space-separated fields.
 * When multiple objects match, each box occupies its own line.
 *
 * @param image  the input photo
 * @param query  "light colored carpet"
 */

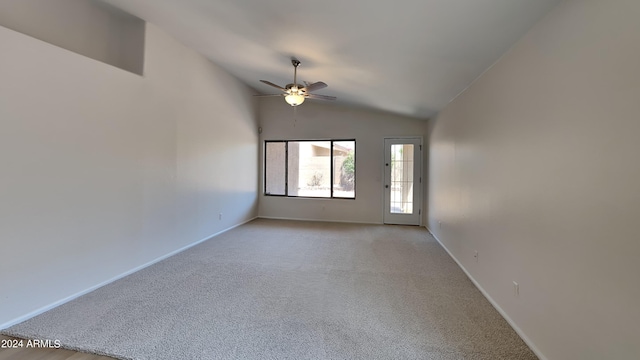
xmin=2 ymin=219 xmax=537 ymax=359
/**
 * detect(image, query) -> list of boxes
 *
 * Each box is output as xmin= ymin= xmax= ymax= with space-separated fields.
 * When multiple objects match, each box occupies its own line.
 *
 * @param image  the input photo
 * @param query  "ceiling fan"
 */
xmin=255 ymin=59 xmax=337 ymax=106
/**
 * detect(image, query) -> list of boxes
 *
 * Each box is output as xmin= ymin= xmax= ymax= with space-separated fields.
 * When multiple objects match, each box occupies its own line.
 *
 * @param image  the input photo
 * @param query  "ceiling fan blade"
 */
xmin=306 ymin=93 xmax=336 ymax=101
xmin=253 ymin=94 xmax=285 ymax=97
xmin=260 ymin=80 xmax=286 ymax=91
xmin=303 ymin=81 xmax=328 ymax=92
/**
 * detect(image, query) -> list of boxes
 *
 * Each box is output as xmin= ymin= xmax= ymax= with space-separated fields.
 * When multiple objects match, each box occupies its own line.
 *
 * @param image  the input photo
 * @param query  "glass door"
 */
xmin=383 ymin=138 xmax=422 ymax=225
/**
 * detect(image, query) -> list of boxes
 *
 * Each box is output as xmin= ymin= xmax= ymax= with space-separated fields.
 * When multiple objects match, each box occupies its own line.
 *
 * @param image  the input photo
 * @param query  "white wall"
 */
xmin=0 ymin=0 xmax=145 ymax=74
xmin=0 ymin=23 xmax=258 ymax=327
xmin=258 ymin=98 xmax=427 ymax=223
xmin=428 ymin=0 xmax=640 ymax=359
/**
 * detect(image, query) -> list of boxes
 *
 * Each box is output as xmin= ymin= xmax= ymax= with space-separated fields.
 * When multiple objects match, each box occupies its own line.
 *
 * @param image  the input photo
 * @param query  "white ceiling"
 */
xmin=103 ymin=0 xmax=561 ymax=119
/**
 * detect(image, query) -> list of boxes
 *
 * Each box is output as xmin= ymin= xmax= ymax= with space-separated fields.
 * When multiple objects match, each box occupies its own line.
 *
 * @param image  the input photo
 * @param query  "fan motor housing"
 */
xmin=285 ymin=83 xmax=306 ymax=93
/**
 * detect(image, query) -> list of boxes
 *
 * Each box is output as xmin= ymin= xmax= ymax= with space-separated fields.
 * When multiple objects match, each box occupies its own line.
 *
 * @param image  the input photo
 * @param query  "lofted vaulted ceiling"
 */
xmin=103 ymin=0 xmax=561 ymax=119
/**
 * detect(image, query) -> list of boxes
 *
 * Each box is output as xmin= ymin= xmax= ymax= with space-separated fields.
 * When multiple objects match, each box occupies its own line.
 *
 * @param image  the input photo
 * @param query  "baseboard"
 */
xmin=425 ymin=227 xmax=548 ymax=360
xmin=258 ymin=215 xmax=381 ymax=225
xmin=0 ymin=217 xmax=257 ymax=330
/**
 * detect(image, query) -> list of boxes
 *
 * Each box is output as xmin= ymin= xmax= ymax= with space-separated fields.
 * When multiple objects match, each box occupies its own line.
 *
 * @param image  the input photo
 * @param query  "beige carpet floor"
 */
xmin=2 ymin=219 xmax=537 ymax=359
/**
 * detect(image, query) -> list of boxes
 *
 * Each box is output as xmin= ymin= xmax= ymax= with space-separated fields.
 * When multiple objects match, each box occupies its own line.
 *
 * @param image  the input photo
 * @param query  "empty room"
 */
xmin=1 ymin=0 xmax=638 ymax=359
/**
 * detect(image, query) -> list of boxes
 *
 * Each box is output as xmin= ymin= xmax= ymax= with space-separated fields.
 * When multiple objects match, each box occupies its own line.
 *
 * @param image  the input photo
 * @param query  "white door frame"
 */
xmin=383 ymin=137 xmax=423 ymax=225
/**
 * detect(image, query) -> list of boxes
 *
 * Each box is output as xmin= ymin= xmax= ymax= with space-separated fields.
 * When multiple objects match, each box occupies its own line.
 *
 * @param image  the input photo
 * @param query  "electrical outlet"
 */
xmin=513 ymin=281 xmax=519 ymax=297
xmin=219 ymin=213 xmax=222 ymax=220
xmin=473 ymin=251 xmax=478 ymax=262
xmin=438 ymin=221 xmax=442 ymax=229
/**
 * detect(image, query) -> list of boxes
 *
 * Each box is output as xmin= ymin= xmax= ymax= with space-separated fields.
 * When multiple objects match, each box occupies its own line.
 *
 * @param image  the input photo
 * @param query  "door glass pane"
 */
xmin=288 ymin=141 xmax=331 ymax=197
xmin=265 ymin=142 xmax=286 ymax=195
xmin=390 ymin=144 xmax=414 ymax=214
xmin=333 ymin=141 xmax=355 ymax=198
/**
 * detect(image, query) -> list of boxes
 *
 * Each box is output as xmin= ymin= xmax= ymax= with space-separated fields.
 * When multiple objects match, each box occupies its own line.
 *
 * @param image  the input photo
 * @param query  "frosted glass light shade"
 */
xmin=285 ymin=93 xmax=305 ymax=106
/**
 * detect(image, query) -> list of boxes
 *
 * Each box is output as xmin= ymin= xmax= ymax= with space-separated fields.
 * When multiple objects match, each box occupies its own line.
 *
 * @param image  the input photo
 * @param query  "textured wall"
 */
xmin=0 ymin=24 xmax=258 ymax=327
xmin=428 ymin=0 xmax=640 ymax=359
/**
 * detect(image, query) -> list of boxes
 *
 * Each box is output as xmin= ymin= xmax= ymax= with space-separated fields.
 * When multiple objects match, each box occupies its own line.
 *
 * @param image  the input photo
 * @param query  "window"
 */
xmin=390 ymin=144 xmax=414 ymax=213
xmin=264 ymin=142 xmax=286 ymax=195
xmin=264 ymin=140 xmax=355 ymax=199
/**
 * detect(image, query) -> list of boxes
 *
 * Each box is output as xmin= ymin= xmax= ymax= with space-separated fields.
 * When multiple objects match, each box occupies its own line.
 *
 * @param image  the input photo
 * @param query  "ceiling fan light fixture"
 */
xmin=256 ymin=59 xmax=335 ymax=106
xmin=285 ymin=93 xmax=305 ymax=106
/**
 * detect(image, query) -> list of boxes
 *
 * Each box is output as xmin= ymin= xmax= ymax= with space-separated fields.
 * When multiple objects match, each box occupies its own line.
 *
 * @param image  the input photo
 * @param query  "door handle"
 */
xmin=385 ymin=185 xmax=389 ymax=188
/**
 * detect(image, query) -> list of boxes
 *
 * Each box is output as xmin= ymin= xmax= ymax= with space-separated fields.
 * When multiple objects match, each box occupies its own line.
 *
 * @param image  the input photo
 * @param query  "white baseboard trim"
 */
xmin=425 ymin=226 xmax=548 ymax=360
xmin=0 ymin=217 xmax=257 ymax=330
xmin=258 ymin=215 xmax=381 ymax=225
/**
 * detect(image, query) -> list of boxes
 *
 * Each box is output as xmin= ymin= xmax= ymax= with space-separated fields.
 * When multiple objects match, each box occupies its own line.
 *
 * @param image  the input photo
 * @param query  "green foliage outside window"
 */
xmin=341 ymin=151 xmax=355 ymax=191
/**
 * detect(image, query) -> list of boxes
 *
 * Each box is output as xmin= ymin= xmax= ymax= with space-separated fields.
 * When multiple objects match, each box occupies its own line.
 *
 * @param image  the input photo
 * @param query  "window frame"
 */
xmin=264 ymin=139 xmax=356 ymax=199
